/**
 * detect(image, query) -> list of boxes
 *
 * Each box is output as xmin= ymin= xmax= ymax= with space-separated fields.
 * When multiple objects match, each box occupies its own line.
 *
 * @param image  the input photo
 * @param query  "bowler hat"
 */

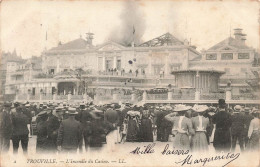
xmin=66 ymin=107 xmax=78 ymax=115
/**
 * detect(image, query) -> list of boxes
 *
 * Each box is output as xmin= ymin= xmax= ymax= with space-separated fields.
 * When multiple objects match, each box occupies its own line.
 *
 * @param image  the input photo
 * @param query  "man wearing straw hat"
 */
xmin=165 ymin=104 xmax=194 ymax=150
xmin=57 ymin=107 xmax=82 ymax=154
xmin=231 ymin=105 xmax=246 ymax=152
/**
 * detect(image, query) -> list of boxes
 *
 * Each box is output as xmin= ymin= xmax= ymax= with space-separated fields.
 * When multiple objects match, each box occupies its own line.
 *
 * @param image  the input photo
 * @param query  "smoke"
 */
xmin=108 ymin=0 xmax=146 ymax=46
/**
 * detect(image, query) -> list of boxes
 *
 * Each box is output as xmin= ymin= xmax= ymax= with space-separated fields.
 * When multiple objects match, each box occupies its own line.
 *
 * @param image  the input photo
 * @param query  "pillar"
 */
xmin=113 ymin=93 xmax=119 ymax=101
xmin=168 ymin=91 xmax=173 ymax=100
xmin=225 ymin=88 xmax=232 ymax=101
xmin=165 ymin=55 xmax=169 ymax=76
xmin=131 ymin=93 xmax=136 ymax=102
xmin=148 ymin=54 xmax=152 ymax=75
xmin=102 ymin=56 xmax=106 ymax=71
xmin=113 ymin=56 xmax=117 ymax=69
xmin=68 ymin=92 xmax=71 ymax=101
xmin=53 ymin=92 xmax=56 ymax=101
xmin=142 ymin=91 xmax=147 ymax=101
xmin=195 ymin=71 xmax=200 ymax=100
xmin=40 ymin=93 xmax=43 ymax=101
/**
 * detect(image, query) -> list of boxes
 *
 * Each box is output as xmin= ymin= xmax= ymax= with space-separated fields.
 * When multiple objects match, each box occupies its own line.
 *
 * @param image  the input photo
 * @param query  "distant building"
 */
xmin=3 ymin=29 xmax=259 ymax=103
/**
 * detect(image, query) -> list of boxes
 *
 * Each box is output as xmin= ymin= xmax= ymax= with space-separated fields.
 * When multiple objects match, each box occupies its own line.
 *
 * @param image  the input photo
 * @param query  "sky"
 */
xmin=1 ymin=0 xmax=259 ymax=59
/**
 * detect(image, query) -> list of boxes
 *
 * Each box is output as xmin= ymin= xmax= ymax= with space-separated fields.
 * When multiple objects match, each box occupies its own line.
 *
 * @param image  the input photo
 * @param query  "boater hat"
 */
xmin=234 ymin=105 xmax=242 ymax=113
xmin=192 ymin=104 xmax=209 ymax=112
xmin=66 ymin=107 xmax=78 ymax=115
xmin=173 ymin=104 xmax=192 ymax=112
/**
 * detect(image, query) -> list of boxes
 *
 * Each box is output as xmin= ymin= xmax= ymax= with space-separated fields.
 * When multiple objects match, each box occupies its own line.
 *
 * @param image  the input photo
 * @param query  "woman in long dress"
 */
xmin=247 ymin=110 xmax=259 ymax=151
xmin=139 ymin=107 xmax=153 ymax=142
xmin=165 ymin=104 xmax=194 ymax=150
xmin=190 ymin=105 xmax=210 ymax=152
xmin=126 ymin=111 xmax=140 ymax=142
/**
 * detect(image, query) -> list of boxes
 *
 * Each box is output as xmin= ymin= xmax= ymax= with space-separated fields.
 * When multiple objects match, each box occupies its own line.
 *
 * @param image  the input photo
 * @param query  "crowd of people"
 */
xmin=0 ymin=99 xmax=259 ymax=154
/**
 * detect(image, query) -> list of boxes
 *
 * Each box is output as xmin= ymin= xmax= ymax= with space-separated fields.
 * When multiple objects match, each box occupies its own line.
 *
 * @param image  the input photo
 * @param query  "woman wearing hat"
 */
xmin=125 ymin=110 xmax=141 ymax=142
xmin=165 ymin=104 xmax=194 ymax=150
xmin=247 ymin=110 xmax=259 ymax=151
xmin=190 ymin=105 xmax=210 ymax=152
xmin=139 ymin=107 xmax=153 ymax=142
xmin=36 ymin=111 xmax=48 ymax=153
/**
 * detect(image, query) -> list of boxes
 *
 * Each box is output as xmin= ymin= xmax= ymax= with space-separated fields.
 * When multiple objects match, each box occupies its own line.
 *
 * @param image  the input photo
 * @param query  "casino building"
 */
xmin=4 ymin=29 xmax=260 ymax=104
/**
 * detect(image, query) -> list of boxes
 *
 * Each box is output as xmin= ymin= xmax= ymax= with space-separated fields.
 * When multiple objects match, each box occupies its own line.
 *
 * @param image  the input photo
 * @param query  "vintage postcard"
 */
xmin=0 ymin=0 xmax=259 ymax=167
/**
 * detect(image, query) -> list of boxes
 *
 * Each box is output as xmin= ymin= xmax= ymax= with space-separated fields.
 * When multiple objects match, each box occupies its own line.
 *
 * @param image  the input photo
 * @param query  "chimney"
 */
xmin=241 ymin=34 xmax=247 ymax=45
xmin=86 ymin=32 xmax=94 ymax=45
xmin=234 ymin=28 xmax=243 ymax=40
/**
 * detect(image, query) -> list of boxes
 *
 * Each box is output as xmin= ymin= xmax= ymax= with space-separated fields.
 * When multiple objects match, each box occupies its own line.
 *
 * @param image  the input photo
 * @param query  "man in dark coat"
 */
xmin=213 ymin=99 xmax=232 ymax=152
xmin=231 ymin=105 xmax=246 ymax=152
xmin=155 ymin=106 xmax=164 ymax=141
xmin=11 ymin=106 xmax=30 ymax=154
xmin=57 ymin=108 xmax=82 ymax=154
xmin=0 ymin=103 xmax=13 ymax=153
xmin=46 ymin=107 xmax=61 ymax=153
xmin=80 ymin=105 xmax=93 ymax=152
xmin=36 ymin=110 xmax=48 ymax=153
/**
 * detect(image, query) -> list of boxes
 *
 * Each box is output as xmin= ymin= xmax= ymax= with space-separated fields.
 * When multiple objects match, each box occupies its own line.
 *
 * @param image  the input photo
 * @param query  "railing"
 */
xmin=71 ymin=95 xmax=84 ymax=100
xmin=232 ymin=94 xmax=259 ymax=100
xmin=42 ymin=94 xmax=53 ymax=100
xmin=147 ymin=94 xmax=168 ymax=100
xmin=172 ymin=94 xmax=195 ymax=100
xmin=56 ymin=95 xmax=67 ymax=100
xmin=29 ymin=94 xmax=40 ymax=100
xmin=200 ymin=93 xmax=225 ymax=100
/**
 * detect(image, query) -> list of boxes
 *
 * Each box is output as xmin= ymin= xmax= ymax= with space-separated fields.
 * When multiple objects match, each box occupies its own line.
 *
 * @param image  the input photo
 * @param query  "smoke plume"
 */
xmin=108 ymin=0 xmax=146 ymax=46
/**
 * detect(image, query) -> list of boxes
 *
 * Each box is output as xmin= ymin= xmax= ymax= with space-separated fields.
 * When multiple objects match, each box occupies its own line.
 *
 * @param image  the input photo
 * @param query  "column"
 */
xmin=148 ymin=54 xmax=152 ymax=75
xmin=225 ymin=88 xmax=232 ymax=101
xmin=195 ymin=71 xmax=200 ymax=100
xmin=68 ymin=92 xmax=71 ymax=101
xmin=165 ymin=55 xmax=169 ymax=76
xmin=168 ymin=90 xmax=173 ymax=100
xmin=57 ymin=56 xmax=60 ymax=73
xmin=142 ymin=91 xmax=147 ymax=101
xmin=113 ymin=56 xmax=117 ymax=69
xmin=102 ymin=55 xmax=106 ymax=71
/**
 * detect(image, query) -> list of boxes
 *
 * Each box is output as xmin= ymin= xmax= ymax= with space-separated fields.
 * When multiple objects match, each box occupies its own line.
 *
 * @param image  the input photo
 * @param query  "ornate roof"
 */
xmin=49 ymin=38 xmax=91 ymax=51
xmin=208 ymin=37 xmax=250 ymax=51
xmin=139 ymin=32 xmax=184 ymax=47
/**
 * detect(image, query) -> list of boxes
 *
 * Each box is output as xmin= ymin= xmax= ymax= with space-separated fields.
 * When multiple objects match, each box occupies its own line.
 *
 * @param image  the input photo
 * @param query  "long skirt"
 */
xmin=248 ymin=131 xmax=259 ymax=151
xmin=139 ymin=119 xmax=153 ymax=142
xmin=173 ymin=133 xmax=190 ymax=150
xmin=191 ymin=132 xmax=209 ymax=152
xmin=126 ymin=119 xmax=139 ymax=142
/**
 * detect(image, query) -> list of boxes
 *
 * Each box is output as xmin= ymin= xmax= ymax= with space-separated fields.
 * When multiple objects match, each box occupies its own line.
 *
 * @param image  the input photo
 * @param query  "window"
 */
xmin=117 ymin=59 xmax=121 ymax=70
xmin=238 ymin=53 xmax=249 ymax=59
xmin=206 ymin=54 xmax=217 ymax=60
xmin=50 ymin=69 xmax=55 ymax=74
xmin=221 ymin=53 xmax=233 ymax=60
xmin=32 ymin=88 xmax=35 ymax=95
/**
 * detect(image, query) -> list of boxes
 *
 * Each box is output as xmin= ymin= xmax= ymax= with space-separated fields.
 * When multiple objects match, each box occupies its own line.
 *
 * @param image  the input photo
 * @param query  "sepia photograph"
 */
xmin=0 ymin=0 xmax=259 ymax=166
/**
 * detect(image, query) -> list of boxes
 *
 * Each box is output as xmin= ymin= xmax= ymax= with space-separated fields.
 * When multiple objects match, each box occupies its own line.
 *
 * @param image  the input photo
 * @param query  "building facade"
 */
xmin=3 ymin=29 xmax=260 ymax=103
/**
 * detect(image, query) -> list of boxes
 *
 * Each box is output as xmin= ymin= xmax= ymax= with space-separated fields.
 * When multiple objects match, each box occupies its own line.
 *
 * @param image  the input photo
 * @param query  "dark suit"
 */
xmin=0 ymin=110 xmax=13 ymax=153
xmin=46 ymin=114 xmax=60 ymax=152
xmin=57 ymin=118 xmax=82 ymax=153
xmin=231 ymin=113 xmax=245 ymax=151
xmin=11 ymin=112 xmax=30 ymax=154
xmin=213 ymin=109 xmax=232 ymax=152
